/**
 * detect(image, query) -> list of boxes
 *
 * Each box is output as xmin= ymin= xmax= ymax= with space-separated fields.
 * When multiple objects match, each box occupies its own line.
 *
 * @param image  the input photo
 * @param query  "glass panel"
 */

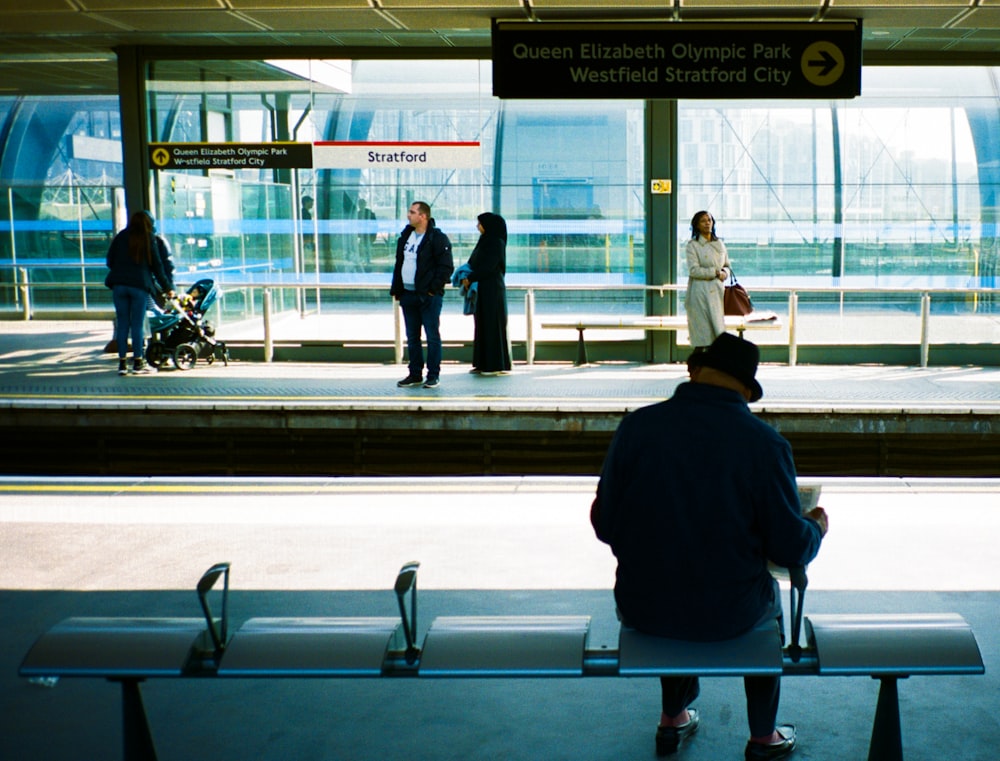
xmin=677 ymin=66 xmax=1000 ymax=347
xmin=144 ymin=59 xmax=646 ymax=329
xmin=0 ymin=95 xmax=120 ymax=311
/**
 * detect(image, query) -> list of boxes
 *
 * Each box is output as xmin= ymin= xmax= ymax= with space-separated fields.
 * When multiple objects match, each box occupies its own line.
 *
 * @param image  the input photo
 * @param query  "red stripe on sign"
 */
xmin=314 ymin=141 xmax=480 ymax=147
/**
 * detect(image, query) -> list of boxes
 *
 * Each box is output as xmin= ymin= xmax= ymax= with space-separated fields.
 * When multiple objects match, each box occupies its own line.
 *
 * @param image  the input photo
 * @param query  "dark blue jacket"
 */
xmin=105 ymin=230 xmax=174 ymax=295
xmin=591 ymin=382 xmax=823 ymax=641
xmin=390 ymin=222 xmax=454 ymax=297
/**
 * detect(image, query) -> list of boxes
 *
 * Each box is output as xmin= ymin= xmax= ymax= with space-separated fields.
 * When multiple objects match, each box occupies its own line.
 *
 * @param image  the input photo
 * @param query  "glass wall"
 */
xmin=677 ymin=67 xmax=1000 ymax=348
xmin=2 ymin=60 xmax=999 ymax=356
xmin=143 ymin=59 xmax=646 ymax=321
xmin=0 ymin=95 xmax=123 ymax=309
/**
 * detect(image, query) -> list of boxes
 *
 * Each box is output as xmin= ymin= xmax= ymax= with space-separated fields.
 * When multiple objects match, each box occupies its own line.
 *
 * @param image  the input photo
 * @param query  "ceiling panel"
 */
xmin=80 ymin=0 xmax=229 ymax=9
xmin=0 ymin=0 xmax=998 ymax=97
xmin=952 ymin=6 xmax=1000 ymax=30
xmin=235 ymin=9 xmax=402 ymax=32
xmin=387 ymin=9 xmax=520 ymax=29
xmin=228 ymin=0 xmax=374 ymax=9
xmin=0 ymin=11 xmax=130 ymax=34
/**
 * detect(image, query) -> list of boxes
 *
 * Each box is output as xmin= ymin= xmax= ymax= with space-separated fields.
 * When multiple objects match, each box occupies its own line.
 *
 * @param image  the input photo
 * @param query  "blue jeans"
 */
xmin=398 ymin=290 xmax=443 ymax=380
xmin=112 ymin=284 xmax=148 ymax=360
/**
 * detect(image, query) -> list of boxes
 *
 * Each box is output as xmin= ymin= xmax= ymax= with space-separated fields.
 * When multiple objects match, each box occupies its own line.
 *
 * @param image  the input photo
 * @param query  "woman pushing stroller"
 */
xmin=105 ymin=211 xmax=175 ymax=375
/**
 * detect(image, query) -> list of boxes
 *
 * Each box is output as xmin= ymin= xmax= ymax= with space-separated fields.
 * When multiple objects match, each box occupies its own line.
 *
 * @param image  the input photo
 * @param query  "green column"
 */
xmin=645 ymin=99 xmax=679 ymax=363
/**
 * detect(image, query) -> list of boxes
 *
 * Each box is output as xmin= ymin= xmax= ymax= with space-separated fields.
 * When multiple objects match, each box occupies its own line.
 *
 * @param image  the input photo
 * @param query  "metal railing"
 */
xmin=3 ymin=265 xmax=998 ymax=368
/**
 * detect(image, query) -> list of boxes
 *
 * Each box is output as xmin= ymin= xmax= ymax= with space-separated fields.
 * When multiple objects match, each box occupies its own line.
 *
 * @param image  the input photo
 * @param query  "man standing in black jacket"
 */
xmin=390 ymin=201 xmax=454 ymax=388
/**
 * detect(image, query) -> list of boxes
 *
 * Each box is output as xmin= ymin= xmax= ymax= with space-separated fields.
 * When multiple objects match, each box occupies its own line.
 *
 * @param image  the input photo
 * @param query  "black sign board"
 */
xmin=149 ymin=142 xmax=313 ymax=170
xmin=493 ymin=21 xmax=862 ymax=100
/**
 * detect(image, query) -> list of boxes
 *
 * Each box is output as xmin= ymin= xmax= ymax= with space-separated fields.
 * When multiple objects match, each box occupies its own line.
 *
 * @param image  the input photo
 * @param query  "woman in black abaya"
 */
xmin=462 ymin=212 xmax=512 ymax=374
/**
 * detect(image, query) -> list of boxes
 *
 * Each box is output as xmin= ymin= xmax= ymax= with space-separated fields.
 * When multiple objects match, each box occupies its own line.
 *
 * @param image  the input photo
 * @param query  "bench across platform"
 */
xmin=20 ymin=561 xmax=984 ymax=761
xmin=541 ymin=314 xmax=782 ymax=365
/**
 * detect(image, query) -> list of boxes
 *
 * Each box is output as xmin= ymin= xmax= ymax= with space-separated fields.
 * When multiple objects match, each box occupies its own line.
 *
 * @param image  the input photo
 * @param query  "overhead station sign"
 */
xmin=492 ymin=21 xmax=862 ymax=100
xmin=149 ymin=141 xmax=482 ymax=171
xmin=150 ymin=142 xmax=312 ymax=170
xmin=313 ymin=141 xmax=481 ymax=169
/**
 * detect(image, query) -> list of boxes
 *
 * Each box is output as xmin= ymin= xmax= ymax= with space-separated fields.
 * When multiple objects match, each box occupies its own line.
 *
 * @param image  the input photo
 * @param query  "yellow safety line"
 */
xmin=0 ymin=393 xmax=647 ymax=404
xmin=0 ymin=481 xmax=596 ymax=495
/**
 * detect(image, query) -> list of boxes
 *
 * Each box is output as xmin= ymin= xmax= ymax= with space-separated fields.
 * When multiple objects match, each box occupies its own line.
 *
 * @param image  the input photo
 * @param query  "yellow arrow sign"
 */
xmin=801 ymin=41 xmax=845 ymax=87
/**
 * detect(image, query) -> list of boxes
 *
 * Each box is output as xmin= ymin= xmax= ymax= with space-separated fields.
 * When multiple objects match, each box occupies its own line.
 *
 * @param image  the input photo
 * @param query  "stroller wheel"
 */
xmin=146 ymin=340 xmax=166 ymax=368
xmin=215 ymin=343 xmax=230 ymax=366
xmin=174 ymin=343 xmax=199 ymax=370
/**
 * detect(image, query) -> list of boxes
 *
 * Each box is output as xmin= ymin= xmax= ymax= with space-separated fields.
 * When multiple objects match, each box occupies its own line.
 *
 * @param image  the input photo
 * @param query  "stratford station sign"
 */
xmin=492 ymin=21 xmax=862 ymax=100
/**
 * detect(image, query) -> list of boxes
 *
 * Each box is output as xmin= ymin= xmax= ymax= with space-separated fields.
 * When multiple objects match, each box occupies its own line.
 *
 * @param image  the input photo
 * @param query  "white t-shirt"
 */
xmin=401 ymin=231 xmax=424 ymax=290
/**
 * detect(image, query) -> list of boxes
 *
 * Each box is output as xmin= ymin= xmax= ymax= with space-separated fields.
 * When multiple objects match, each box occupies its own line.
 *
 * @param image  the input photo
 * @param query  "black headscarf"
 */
xmin=477 ymin=212 xmax=507 ymax=243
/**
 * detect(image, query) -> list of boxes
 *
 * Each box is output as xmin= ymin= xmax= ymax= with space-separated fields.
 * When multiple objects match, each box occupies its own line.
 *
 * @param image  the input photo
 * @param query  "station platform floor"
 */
xmin=3 ymin=317 xmax=1000 ymax=411
xmin=2 ymin=322 xmax=999 ymax=758
xmin=2 ymin=475 xmax=999 ymax=760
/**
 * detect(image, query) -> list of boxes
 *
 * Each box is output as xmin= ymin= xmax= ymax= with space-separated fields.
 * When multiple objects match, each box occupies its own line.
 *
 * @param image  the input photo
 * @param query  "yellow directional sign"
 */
xmin=494 ymin=21 xmax=861 ymax=99
xmin=148 ymin=142 xmax=313 ymax=170
xmin=801 ymin=41 xmax=845 ymax=87
xmin=151 ymin=147 xmax=171 ymax=168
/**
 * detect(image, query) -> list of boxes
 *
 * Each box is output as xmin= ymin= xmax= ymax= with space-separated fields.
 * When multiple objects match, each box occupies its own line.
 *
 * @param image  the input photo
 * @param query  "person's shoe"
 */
xmin=479 ymin=370 xmax=504 ymax=376
xmin=397 ymin=374 xmax=424 ymax=388
xmin=423 ymin=377 xmax=440 ymax=388
xmin=117 ymin=360 xmax=128 ymax=376
xmin=655 ymin=709 xmax=699 ymax=756
xmin=132 ymin=359 xmax=156 ymax=375
xmin=745 ymin=725 xmax=796 ymax=761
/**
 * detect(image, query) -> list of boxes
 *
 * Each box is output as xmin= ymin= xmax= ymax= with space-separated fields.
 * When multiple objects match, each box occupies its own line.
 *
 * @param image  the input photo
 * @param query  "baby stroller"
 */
xmin=146 ymin=278 xmax=230 ymax=370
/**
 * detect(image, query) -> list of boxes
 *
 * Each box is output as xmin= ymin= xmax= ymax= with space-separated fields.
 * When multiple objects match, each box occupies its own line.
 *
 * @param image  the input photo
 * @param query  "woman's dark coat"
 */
xmin=465 ymin=213 xmax=511 ymax=373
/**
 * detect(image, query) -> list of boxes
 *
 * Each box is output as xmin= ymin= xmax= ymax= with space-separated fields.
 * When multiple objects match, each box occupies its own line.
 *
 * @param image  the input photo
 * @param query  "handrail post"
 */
xmin=920 ymin=291 xmax=931 ymax=368
xmin=262 ymin=288 xmax=273 ymax=363
xmin=18 ymin=267 xmax=31 ymax=321
xmin=788 ymin=291 xmax=797 ymax=367
xmin=525 ymin=288 xmax=535 ymax=365
xmin=393 ymin=298 xmax=403 ymax=365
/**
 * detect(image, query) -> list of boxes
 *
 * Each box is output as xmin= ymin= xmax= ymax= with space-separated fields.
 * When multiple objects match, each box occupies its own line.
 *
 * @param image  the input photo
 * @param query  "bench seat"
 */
xmin=806 ymin=613 xmax=984 ymax=677
xmin=218 ymin=617 xmax=405 ymax=677
xmin=418 ymin=615 xmax=592 ymax=677
xmin=618 ymin=619 xmax=784 ymax=677
xmin=540 ymin=314 xmax=781 ymax=365
xmin=19 ymin=617 xmax=213 ymax=678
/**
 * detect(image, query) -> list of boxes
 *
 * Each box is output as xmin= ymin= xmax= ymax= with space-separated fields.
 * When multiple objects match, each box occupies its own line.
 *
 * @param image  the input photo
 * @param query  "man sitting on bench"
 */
xmin=590 ymin=333 xmax=829 ymax=760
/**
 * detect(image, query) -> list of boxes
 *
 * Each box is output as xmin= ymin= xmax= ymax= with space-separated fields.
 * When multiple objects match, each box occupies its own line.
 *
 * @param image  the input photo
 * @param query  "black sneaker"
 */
xmin=133 ymin=359 xmax=156 ymax=375
xmin=117 ymin=360 xmax=128 ymax=376
xmin=423 ymin=377 xmax=440 ymax=388
xmin=397 ymin=374 xmax=424 ymax=388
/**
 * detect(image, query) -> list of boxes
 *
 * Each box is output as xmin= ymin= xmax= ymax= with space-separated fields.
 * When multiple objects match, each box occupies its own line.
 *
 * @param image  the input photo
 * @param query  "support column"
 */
xmin=645 ymin=99 xmax=679 ymax=363
xmin=116 ymin=46 xmax=151 ymax=219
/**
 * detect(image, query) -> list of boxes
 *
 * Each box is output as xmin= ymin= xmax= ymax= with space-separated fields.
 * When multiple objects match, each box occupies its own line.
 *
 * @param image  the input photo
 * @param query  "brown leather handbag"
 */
xmin=723 ymin=271 xmax=753 ymax=316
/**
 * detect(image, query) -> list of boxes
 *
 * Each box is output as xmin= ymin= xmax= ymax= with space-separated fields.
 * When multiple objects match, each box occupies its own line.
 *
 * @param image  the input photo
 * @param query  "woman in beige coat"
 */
xmin=684 ymin=210 xmax=730 ymax=351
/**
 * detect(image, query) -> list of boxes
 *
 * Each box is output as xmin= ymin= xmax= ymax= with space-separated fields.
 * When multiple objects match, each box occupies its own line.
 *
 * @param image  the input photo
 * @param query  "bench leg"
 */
xmin=867 ymin=677 xmax=904 ymax=761
xmin=574 ymin=328 xmax=588 ymax=367
xmin=118 ymin=679 xmax=159 ymax=761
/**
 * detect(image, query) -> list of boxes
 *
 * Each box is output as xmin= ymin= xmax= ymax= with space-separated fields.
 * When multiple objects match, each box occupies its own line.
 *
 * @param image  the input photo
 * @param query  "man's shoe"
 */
xmin=397 ymin=374 xmax=424 ymax=388
xmin=117 ymin=360 xmax=128 ymax=376
xmin=745 ymin=725 xmax=796 ymax=761
xmin=132 ymin=359 xmax=156 ymax=375
xmin=655 ymin=709 xmax=699 ymax=756
xmin=423 ymin=377 xmax=440 ymax=388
